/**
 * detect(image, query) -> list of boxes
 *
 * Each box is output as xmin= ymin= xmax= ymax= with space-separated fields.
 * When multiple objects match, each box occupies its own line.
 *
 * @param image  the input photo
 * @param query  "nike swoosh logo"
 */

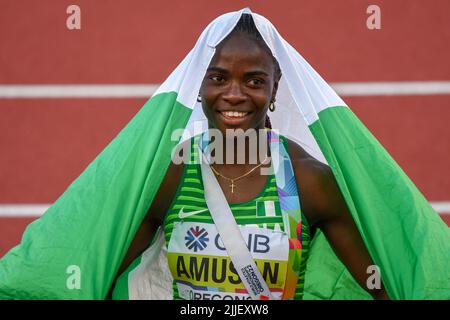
xmin=178 ymin=207 xmax=209 ymax=219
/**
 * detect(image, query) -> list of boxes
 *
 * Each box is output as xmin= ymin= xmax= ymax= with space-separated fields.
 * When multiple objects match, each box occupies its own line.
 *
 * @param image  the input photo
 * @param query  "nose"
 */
xmin=222 ymin=80 xmax=246 ymax=105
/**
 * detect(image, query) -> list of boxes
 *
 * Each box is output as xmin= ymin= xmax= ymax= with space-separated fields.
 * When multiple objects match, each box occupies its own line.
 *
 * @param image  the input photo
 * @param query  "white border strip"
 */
xmin=0 ymin=202 xmax=449 ymax=217
xmin=1 ymin=82 xmax=450 ymax=98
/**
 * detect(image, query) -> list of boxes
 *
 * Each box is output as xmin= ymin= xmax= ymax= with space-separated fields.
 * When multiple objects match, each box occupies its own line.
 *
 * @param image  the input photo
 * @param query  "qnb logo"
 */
xmin=185 ymin=226 xmax=209 ymax=252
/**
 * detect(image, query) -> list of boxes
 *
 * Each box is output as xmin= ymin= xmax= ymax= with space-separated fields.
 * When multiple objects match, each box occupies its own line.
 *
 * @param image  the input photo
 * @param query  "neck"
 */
xmin=204 ymin=126 xmax=271 ymax=168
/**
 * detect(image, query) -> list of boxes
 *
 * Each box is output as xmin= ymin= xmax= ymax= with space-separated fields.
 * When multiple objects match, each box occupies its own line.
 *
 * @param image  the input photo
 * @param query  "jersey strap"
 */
xmin=198 ymin=134 xmax=275 ymax=300
xmin=198 ymin=129 xmax=303 ymax=300
xmin=267 ymin=129 xmax=303 ymax=299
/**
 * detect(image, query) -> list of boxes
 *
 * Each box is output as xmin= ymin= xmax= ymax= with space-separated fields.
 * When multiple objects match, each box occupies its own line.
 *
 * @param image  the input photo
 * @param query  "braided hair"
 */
xmin=264 ymin=115 xmax=273 ymax=129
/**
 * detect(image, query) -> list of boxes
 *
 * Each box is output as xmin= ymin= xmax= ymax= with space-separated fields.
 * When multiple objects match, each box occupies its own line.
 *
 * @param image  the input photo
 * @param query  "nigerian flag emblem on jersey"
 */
xmin=256 ymin=201 xmax=282 ymax=218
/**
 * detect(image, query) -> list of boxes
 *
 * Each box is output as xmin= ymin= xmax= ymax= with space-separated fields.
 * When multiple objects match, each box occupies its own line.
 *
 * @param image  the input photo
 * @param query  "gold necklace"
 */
xmin=209 ymin=156 xmax=270 ymax=193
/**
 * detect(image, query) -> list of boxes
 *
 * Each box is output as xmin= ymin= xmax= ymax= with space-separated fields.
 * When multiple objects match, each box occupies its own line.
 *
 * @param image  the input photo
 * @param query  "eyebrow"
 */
xmin=206 ymin=66 xmax=269 ymax=77
xmin=206 ymin=67 xmax=228 ymax=74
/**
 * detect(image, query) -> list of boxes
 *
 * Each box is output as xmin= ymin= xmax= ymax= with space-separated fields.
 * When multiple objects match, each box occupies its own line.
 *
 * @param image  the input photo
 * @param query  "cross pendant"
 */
xmin=230 ymin=181 xmax=235 ymax=193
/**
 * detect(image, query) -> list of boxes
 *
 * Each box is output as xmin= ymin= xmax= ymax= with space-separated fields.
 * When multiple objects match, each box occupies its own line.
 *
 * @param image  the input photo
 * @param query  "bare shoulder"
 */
xmin=284 ymin=138 xmax=344 ymax=227
xmin=285 ymin=138 xmax=333 ymax=184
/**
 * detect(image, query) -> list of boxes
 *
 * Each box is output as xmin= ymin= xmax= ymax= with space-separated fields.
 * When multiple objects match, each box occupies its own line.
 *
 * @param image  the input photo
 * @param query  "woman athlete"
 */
xmin=111 ymin=14 xmax=389 ymax=300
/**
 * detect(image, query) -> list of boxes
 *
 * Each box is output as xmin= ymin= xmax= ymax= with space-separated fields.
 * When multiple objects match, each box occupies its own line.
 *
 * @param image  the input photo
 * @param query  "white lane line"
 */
xmin=0 ymin=202 xmax=449 ymax=217
xmin=332 ymin=81 xmax=450 ymax=96
xmin=430 ymin=201 xmax=450 ymax=214
xmin=0 ymin=204 xmax=51 ymax=217
xmin=1 ymin=82 xmax=450 ymax=98
xmin=0 ymin=85 xmax=159 ymax=98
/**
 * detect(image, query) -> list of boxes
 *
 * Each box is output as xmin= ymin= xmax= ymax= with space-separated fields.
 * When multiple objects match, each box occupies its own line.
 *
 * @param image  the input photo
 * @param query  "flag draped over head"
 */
xmin=1 ymin=8 xmax=449 ymax=300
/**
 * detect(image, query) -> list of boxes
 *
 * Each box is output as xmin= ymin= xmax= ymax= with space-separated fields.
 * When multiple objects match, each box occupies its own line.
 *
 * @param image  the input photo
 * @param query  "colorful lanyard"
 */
xmin=198 ymin=129 xmax=302 ymax=300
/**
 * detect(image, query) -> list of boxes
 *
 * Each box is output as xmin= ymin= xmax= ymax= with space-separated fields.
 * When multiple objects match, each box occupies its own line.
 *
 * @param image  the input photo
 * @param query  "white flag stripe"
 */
xmin=1 ymin=82 xmax=450 ymax=99
xmin=264 ymin=201 xmax=276 ymax=217
xmin=0 ymin=202 xmax=449 ymax=217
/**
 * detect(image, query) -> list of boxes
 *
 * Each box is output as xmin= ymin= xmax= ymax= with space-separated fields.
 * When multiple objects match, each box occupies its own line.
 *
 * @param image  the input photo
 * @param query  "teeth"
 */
xmin=222 ymin=111 xmax=248 ymax=118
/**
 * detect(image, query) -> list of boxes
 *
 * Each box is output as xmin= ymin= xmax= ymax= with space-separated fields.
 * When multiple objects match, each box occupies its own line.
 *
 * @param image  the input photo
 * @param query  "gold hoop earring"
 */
xmin=269 ymin=101 xmax=276 ymax=112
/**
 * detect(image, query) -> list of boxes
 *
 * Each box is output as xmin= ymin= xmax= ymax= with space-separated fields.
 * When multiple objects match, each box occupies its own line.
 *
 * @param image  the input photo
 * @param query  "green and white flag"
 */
xmin=1 ymin=8 xmax=449 ymax=300
xmin=256 ymin=200 xmax=282 ymax=218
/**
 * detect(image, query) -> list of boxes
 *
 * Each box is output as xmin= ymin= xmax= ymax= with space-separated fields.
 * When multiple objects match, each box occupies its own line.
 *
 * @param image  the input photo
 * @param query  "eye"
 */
xmin=209 ymin=75 xmax=225 ymax=83
xmin=248 ymin=78 xmax=265 ymax=87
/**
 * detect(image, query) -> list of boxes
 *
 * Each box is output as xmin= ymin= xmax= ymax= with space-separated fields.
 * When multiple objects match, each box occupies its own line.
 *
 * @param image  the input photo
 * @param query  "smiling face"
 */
xmin=199 ymin=32 xmax=279 ymax=134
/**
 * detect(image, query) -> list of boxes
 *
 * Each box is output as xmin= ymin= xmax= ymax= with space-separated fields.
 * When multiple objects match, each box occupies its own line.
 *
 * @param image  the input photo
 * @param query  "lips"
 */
xmin=220 ymin=110 xmax=249 ymax=118
xmin=217 ymin=110 xmax=252 ymax=125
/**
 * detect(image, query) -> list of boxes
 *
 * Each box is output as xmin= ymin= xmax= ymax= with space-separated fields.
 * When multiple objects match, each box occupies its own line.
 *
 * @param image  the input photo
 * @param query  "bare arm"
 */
xmin=287 ymin=140 xmax=389 ymax=300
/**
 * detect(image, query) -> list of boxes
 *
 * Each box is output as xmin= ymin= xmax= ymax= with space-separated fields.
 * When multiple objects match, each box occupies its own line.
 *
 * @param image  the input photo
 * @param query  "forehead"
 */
xmin=209 ymin=33 xmax=274 ymax=72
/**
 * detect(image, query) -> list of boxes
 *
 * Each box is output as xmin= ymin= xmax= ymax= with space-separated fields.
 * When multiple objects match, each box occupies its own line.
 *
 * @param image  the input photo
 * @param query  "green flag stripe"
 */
xmin=305 ymin=105 xmax=450 ymax=300
xmin=0 ymin=92 xmax=192 ymax=299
